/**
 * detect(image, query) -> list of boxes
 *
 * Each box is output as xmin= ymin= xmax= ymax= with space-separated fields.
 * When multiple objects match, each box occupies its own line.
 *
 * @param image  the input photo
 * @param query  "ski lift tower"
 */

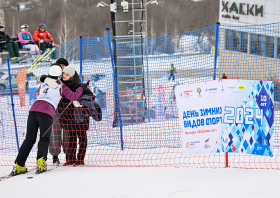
xmin=98 ymin=0 xmax=158 ymax=125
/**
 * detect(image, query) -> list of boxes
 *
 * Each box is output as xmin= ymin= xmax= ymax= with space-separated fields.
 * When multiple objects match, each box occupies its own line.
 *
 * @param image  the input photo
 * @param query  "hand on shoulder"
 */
xmin=44 ymin=77 xmax=58 ymax=89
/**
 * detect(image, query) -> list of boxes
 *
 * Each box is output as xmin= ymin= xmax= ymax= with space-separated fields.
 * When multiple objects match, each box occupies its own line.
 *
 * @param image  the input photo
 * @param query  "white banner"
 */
xmin=175 ymin=79 xmax=274 ymax=156
xmin=175 ymin=80 xmax=224 ymax=155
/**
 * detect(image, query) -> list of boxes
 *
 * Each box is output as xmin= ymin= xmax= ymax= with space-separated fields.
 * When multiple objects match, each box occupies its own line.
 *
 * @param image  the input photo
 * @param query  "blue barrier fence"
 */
xmin=0 ymin=23 xmax=279 ymax=122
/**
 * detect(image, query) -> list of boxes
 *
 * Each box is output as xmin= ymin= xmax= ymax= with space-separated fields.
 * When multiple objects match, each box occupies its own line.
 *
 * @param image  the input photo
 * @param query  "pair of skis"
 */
xmin=28 ymin=47 xmax=56 ymax=71
xmin=0 ymin=164 xmax=59 ymax=181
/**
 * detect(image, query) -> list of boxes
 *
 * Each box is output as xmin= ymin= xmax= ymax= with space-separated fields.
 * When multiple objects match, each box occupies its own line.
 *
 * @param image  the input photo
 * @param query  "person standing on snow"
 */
xmin=0 ymin=25 xmax=19 ymax=60
xmin=10 ymin=64 xmax=88 ymax=176
xmin=58 ymin=64 xmax=94 ymax=166
xmin=39 ymin=58 xmax=85 ymax=166
xmin=33 ymin=23 xmax=55 ymax=51
xmin=168 ymin=63 xmax=176 ymax=81
xmin=18 ymin=24 xmax=39 ymax=54
xmin=221 ymin=73 xmax=227 ymax=79
xmin=49 ymin=58 xmax=71 ymax=165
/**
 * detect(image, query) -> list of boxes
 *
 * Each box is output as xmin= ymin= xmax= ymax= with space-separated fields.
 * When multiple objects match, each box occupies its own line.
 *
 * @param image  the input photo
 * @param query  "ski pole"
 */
xmin=35 ymin=47 xmax=40 ymax=55
xmin=42 ymin=101 xmax=73 ymax=138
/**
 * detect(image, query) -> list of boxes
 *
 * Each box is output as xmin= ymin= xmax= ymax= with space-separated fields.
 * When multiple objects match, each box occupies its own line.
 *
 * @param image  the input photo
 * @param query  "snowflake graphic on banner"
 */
xmin=222 ymin=80 xmax=274 ymax=157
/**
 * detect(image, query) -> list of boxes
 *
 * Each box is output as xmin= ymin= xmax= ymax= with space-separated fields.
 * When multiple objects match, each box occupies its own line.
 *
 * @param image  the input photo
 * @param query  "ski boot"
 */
xmin=11 ymin=57 xmax=19 ymax=63
xmin=76 ymin=161 xmax=85 ymax=166
xmin=12 ymin=57 xmax=23 ymax=63
xmin=10 ymin=163 xmax=27 ymax=176
xmin=36 ymin=157 xmax=47 ymax=174
xmin=77 ymin=155 xmax=85 ymax=166
xmin=63 ymin=155 xmax=77 ymax=166
xmin=52 ymin=155 xmax=60 ymax=165
xmin=63 ymin=160 xmax=77 ymax=166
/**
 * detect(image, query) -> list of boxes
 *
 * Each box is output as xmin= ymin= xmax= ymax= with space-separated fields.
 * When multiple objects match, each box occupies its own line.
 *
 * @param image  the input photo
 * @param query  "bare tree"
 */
xmin=56 ymin=11 xmax=78 ymax=45
xmin=2 ymin=0 xmax=219 ymax=48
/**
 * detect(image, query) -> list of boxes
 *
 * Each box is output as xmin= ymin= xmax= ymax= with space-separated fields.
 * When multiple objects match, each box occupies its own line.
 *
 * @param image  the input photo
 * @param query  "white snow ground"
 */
xmin=0 ymin=166 xmax=280 ymax=198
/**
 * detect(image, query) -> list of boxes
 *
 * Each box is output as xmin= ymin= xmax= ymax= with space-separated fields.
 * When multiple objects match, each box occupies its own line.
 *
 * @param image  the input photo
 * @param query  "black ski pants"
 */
xmin=169 ymin=74 xmax=175 ymax=81
xmin=15 ymin=111 xmax=53 ymax=167
xmin=67 ymin=129 xmax=87 ymax=162
xmin=39 ymin=42 xmax=52 ymax=51
xmin=39 ymin=42 xmax=55 ymax=59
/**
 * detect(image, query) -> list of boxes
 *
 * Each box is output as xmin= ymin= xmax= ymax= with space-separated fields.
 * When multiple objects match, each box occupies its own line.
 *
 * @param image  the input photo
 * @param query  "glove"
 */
xmin=39 ymin=39 xmax=44 ymax=43
xmin=51 ymin=41 xmax=55 ymax=47
xmin=73 ymin=101 xmax=82 ymax=108
xmin=12 ymin=38 xmax=17 ymax=41
xmin=40 ymin=75 xmax=48 ymax=82
xmin=28 ymin=41 xmax=34 ymax=44
xmin=44 ymin=77 xmax=58 ymax=89
xmin=6 ymin=38 xmax=10 ymax=43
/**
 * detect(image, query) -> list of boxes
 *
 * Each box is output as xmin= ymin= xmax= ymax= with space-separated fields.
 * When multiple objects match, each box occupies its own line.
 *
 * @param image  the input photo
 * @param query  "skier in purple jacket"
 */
xmin=10 ymin=64 xmax=87 ymax=175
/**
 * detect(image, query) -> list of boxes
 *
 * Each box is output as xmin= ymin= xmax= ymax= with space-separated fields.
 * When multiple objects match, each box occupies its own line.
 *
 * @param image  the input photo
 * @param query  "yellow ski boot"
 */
xmin=36 ymin=157 xmax=47 ymax=174
xmin=10 ymin=163 xmax=27 ymax=176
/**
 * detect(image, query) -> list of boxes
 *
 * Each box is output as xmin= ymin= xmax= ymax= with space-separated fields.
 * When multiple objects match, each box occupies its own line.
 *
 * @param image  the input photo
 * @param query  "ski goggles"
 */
xmin=0 ymin=28 xmax=4 ymax=31
xmin=21 ymin=25 xmax=29 ymax=29
xmin=39 ymin=26 xmax=46 ymax=29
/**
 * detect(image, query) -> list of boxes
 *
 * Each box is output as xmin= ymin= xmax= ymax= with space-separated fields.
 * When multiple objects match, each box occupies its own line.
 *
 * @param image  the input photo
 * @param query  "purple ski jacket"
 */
xmin=29 ymin=79 xmax=83 ymax=118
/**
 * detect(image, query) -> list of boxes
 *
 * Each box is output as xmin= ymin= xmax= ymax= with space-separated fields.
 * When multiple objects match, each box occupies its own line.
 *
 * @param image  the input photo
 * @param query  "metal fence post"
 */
xmin=106 ymin=28 xmax=124 ymax=151
xmin=213 ymin=22 xmax=220 ymax=80
xmin=7 ymin=56 xmax=20 ymax=152
xmin=213 ymin=22 xmax=229 ymax=168
xmin=80 ymin=36 xmax=83 ymax=82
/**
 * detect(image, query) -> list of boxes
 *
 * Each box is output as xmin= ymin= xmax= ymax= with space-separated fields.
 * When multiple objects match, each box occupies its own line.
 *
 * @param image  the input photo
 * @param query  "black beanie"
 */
xmin=51 ymin=63 xmax=62 ymax=68
xmin=56 ymin=58 xmax=69 ymax=66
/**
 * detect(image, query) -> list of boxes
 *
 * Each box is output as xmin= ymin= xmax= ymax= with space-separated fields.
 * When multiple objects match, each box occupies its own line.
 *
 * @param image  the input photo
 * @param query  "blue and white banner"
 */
xmin=175 ymin=80 xmax=274 ymax=157
xmin=221 ymin=80 xmax=274 ymax=157
xmin=175 ymin=80 xmax=224 ymax=155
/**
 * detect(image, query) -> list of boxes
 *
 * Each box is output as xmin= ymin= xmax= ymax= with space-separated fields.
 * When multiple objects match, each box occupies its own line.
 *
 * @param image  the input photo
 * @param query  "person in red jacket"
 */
xmin=33 ymin=23 xmax=54 ymax=51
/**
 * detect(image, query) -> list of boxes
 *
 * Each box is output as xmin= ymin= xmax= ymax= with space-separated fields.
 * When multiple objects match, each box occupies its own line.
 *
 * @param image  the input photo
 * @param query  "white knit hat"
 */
xmin=49 ymin=65 xmax=62 ymax=77
xmin=63 ymin=64 xmax=75 ymax=77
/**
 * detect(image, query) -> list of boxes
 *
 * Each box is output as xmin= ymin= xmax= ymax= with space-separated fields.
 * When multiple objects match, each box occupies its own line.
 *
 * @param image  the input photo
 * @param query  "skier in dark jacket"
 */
xmin=10 ymin=64 xmax=87 ymax=176
xmin=221 ymin=73 xmax=227 ymax=79
xmin=58 ymin=64 xmax=94 ymax=166
xmin=0 ymin=26 xmax=19 ymax=60
xmin=168 ymin=64 xmax=176 ymax=81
